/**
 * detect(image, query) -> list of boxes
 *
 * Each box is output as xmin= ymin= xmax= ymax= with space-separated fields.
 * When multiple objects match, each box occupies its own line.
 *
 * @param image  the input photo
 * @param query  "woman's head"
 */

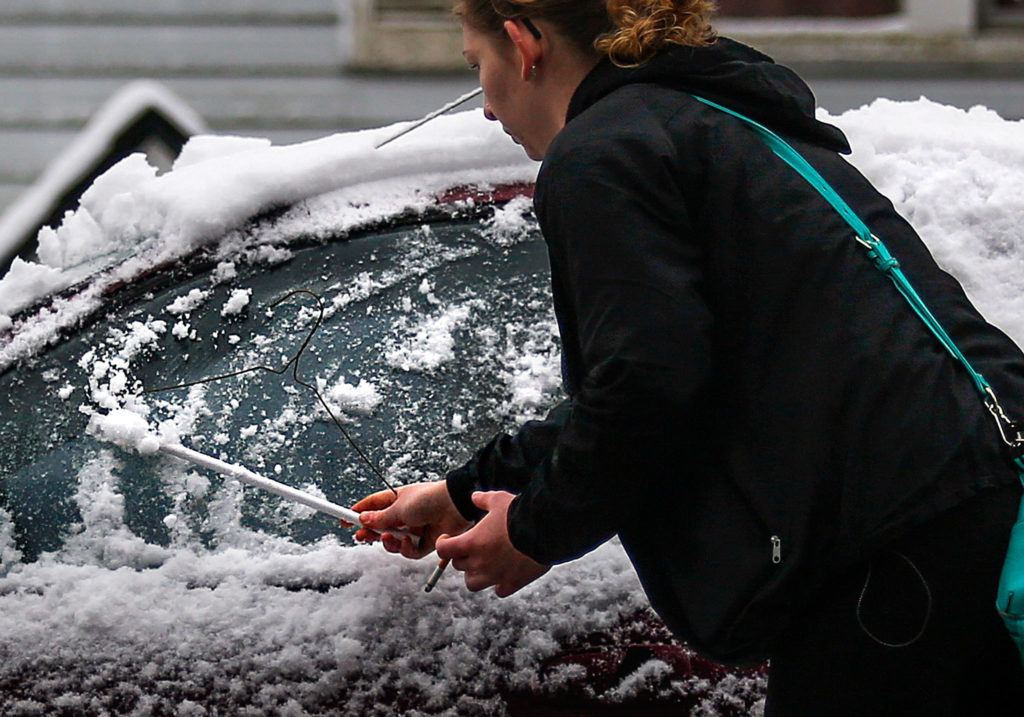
xmin=454 ymin=1 xmax=717 ymax=67
xmin=457 ymin=1 xmax=716 ymax=160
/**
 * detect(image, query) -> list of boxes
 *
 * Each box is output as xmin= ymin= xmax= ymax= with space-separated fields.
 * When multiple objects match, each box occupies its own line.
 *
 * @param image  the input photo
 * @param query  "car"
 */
xmin=3 ymin=96 xmax=1020 ymax=715
xmin=0 ymin=110 xmax=769 ymax=715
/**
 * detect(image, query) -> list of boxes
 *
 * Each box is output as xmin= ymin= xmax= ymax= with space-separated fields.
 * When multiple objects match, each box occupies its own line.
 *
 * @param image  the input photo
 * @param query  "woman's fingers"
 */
xmin=435 ymin=531 xmax=470 ymax=561
xmin=359 ymin=504 xmax=406 ymax=531
xmin=464 ymin=572 xmax=491 ymax=593
xmin=399 ymin=534 xmax=431 ymax=560
xmin=353 ymin=527 xmax=377 ymax=542
xmin=352 ymin=489 xmax=398 ymax=513
xmin=381 ymin=532 xmax=403 ymax=553
xmin=343 ymin=489 xmax=395 ymax=534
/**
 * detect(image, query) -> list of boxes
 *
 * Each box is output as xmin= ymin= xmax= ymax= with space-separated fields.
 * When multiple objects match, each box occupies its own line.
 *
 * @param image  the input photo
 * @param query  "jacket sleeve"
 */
xmin=445 ymin=399 xmax=572 ymax=522
xmin=506 ymin=129 xmax=715 ymax=565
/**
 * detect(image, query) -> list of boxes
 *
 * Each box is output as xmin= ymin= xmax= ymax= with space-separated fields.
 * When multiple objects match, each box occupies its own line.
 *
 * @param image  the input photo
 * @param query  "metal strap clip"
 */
xmin=985 ymin=386 xmax=1024 ymax=455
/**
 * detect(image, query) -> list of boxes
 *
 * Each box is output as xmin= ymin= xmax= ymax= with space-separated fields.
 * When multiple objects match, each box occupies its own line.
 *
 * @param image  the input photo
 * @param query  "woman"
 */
xmin=354 ymin=1 xmax=1024 ymax=713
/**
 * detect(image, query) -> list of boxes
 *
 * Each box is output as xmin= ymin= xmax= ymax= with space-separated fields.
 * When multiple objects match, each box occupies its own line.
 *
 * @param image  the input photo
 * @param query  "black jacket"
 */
xmin=446 ymin=38 xmax=1024 ymax=663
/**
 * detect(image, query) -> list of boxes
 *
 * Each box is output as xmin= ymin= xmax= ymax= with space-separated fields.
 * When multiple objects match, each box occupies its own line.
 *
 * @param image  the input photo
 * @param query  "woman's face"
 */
xmin=462 ymin=22 xmax=545 ymax=160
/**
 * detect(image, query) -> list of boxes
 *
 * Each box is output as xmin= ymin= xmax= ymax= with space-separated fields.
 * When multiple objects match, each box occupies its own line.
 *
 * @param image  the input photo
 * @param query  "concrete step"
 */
xmin=0 ymin=25 xmax=347 ymax=76
xmin=0 ymin=0 xmax=339 ymax=24
xmin=0 ymin=76 xmax=480 ymax=131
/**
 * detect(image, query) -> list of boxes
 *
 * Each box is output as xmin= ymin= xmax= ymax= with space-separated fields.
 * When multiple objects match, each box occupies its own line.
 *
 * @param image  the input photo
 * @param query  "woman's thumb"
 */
xmin=470 ymin=491 xmax=492 ymax=511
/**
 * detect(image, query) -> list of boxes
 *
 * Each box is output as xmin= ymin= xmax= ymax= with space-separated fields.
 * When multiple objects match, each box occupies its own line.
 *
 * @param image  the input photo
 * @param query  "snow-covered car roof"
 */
xmin=0 ymin=99 xmax=1022 ymax=714
xmin=0 ymin=110 xmax=538 ymax=370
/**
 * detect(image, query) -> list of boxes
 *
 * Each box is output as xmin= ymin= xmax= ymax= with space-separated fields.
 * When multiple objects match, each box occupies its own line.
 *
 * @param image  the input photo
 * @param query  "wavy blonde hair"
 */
xmin=453 ymin=0 xmax=717 ymax=66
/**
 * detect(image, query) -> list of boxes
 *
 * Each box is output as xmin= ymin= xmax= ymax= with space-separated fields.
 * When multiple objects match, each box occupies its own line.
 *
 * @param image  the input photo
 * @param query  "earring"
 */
xmin=529 ymin=65 xmax=538 ymax=79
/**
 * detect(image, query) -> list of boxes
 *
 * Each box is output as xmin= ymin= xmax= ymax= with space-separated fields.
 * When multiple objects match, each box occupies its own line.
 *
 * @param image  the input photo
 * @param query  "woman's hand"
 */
xmin=436 ymin=491 xmax=550 ymax=597
xmin=350 ymin=481 xmax=472 ymax=559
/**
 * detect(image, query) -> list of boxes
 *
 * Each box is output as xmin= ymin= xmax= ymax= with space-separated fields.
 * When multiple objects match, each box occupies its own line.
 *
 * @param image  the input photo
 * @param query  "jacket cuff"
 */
xmin=505 ymin=495 xmax=544 ymax=561
xmin=507 ymin=493 xmax=550 ymax=565
xmin=445 ymin=464 xmax=485 ymax=522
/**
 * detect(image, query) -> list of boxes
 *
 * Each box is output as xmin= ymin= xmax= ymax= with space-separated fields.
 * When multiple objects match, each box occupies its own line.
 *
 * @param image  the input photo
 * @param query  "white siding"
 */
xmin=0 ymin=3 xmax=479 ymax=223
xmin=0 ymin=26 xmax=345 ymax=75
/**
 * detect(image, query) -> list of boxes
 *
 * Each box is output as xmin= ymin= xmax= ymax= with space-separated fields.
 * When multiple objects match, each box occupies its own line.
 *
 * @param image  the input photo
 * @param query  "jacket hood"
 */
xmin=566 ymin=37 xmax=851 ymax=154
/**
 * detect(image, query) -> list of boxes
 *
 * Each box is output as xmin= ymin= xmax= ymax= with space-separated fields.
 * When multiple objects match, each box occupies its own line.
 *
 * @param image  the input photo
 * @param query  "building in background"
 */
xmin=1 ymin=0 xmax=1021 ymax=269
xmin=350 ymin=0 xmax=1024 ymax=70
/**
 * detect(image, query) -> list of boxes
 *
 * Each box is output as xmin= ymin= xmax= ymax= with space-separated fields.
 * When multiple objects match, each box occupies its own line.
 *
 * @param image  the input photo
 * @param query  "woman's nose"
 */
xmin=483 ymin=102 xmax=497 ymax=122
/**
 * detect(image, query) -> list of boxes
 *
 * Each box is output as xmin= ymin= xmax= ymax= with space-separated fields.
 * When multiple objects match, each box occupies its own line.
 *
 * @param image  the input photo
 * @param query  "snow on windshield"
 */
xmin=0 ymin=98 xmax=1022 ymax=714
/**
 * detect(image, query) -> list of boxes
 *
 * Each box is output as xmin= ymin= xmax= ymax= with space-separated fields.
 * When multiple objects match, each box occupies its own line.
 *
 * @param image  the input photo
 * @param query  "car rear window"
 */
xmin=0 ymin=210 xmax=562 ymax=561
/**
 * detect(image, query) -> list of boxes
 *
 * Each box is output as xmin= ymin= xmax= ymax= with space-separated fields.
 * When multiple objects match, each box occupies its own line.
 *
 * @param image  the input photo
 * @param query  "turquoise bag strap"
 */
xmin=690 ymin=93 xmax=1024 ymax=477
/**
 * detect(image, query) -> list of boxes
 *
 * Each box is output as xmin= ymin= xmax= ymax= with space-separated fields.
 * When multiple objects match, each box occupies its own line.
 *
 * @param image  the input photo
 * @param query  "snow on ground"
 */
xmin=0 ymin=99 xmax=1021 ymax=714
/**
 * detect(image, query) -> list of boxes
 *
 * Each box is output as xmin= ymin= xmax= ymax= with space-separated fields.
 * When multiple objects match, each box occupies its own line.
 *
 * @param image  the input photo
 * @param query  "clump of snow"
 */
xmin=58 ymin=383 xmax=75 ymax=400
xmin=0 ymin=505 xmax=21 ymax=575
xmin=824 ymin=98 xmax=1024 ymax=342
xmin=115 ymin=319 xmax=167 ymax=361
xmin=418 ymin=277 xmax=441 ymax=305
xmin=274 ymin=482 xmax=326 ymax=523
xmin=0 ymin=313 xmax=10 ymax=333
xmin=173 ymin=135 xmax=272 ymax=171
xmin=0 ymin=81 xmax=205 ymax=274
xmin=386 ymin=304 xmax=473 ymax=373
xmin=35 ymin=154 xmax=158 ymax=272
xmin=481 ymin=195 xmax=537 ymax=247
xmin=605 ymin=659 xmax=677 ymax=702
xmin=221 ymin=288 xmax=252 ymax=316
xmin=323 ymin=375 xmax=383 ymax=417
xmin=172 ymin=320 xmax=191 ymax=339
xmin=499 ymin=318 xmax=563 ymax=424
xmin=0 ymin=257 xmax=69 ymax=316
xmin=35 ymin=206 xmax=107 ymax=271
xmin=212 ymin=260 xmax=238 ymax=284
xmin=166 ymin=288 xmax=210 ymax=315
xmin=59 ymin=451 xmax=171 ymax=570
xmin=86 ymin=408 xmax=161 ymax=455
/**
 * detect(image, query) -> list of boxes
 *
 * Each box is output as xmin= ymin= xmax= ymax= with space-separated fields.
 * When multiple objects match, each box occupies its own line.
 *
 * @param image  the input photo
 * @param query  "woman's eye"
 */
xmin=467 ymin=63 xmax=479 ymax=71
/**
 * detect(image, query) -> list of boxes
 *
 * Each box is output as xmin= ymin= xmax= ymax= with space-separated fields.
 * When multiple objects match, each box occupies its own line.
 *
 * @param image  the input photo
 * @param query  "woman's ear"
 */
xmin=503 ymin=19 xmax=542 ymax=81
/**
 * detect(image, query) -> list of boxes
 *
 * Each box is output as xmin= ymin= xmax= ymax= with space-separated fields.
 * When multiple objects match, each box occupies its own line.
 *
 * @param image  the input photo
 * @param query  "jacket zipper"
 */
xmin=770 ymin=536 xmax=782 ymax=564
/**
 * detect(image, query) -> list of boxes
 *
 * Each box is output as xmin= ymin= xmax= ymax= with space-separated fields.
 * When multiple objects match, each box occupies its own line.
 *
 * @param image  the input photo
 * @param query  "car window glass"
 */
xmin=0 ymin=213 xmax=562 ymax=561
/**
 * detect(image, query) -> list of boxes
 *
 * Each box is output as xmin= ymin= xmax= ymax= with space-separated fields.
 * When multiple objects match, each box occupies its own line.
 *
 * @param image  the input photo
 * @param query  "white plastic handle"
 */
xmin=158 ymin=442 xmax=419 ymax=546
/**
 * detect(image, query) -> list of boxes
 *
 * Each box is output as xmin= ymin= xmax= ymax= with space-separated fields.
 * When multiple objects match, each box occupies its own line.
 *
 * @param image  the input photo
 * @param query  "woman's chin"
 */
xmin=522 ymin=144 xmax=544 ymax=161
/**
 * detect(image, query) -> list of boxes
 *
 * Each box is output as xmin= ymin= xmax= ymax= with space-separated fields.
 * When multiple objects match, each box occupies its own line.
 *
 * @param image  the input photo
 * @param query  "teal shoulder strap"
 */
xmin=689 ymin=93 xmax=1024 ymax=477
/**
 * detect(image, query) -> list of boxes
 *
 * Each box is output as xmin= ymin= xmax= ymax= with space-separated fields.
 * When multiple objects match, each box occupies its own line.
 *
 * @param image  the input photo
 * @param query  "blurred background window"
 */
xmin=717 ymin=0 xmax=898 ymax=16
